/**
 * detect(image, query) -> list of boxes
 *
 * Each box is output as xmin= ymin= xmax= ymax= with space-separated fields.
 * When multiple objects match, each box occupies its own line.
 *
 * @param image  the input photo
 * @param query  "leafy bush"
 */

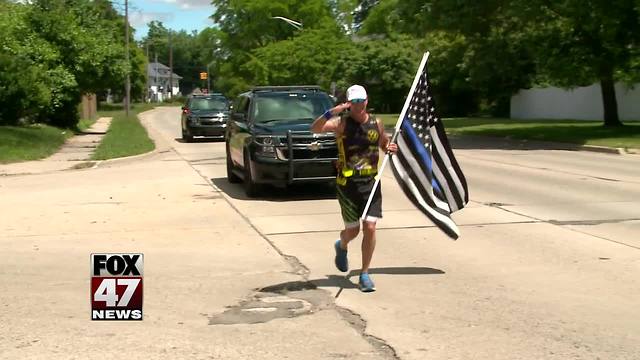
xmin=0 ymin=0 xmax=144 ymax=127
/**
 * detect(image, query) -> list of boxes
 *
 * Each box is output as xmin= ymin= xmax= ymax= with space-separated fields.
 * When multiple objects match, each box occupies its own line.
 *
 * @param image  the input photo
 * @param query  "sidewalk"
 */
xmin=0 ymin=117 xmax=112 ymax=176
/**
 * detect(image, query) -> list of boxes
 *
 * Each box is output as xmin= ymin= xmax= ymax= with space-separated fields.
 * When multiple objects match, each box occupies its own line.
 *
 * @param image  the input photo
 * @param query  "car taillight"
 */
xmin=182 ymin=108 xmax=190 ymax=115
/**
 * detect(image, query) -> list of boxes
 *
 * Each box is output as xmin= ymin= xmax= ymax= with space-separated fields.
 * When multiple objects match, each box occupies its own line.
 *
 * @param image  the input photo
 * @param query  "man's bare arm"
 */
xmin=311 ymin=103 xmax=350 ymax=133
xmin=377 ymin=118 xmax=397 ymax=153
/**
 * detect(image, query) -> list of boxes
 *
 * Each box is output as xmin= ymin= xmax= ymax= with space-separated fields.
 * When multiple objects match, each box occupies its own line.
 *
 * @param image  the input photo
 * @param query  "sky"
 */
xmin=123 ymin=0 xmax=217 ymax=40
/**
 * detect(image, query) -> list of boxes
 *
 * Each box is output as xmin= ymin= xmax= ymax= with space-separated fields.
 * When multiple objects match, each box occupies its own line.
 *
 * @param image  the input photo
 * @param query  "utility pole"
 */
xmin=154 ymin=52 xmax=158 ymax=101
xmin=207 ymin=64 xmax=210 ymax=93
xmin=124 ymin=0 xmax=130 ymax=116
xmin=145 ymin=42 xmax=149 ymax=103
xmin=168 ymin=32 xmax=173 ymax=99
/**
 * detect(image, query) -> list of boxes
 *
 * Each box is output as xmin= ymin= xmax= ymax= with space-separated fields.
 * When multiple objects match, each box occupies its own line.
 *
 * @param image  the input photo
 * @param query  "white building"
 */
xmin=148 ymin=62 xmax=182 ymax=101
xmin=511 ymin=83 xmax=640 ymax=121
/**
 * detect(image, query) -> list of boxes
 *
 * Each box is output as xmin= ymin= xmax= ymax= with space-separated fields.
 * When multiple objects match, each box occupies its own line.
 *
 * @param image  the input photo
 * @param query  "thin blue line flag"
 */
xmin=390 ymin=61 xmax=469 ymax=239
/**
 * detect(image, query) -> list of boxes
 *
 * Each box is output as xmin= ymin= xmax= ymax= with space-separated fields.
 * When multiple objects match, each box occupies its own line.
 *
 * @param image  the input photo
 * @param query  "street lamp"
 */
xmin=272 ymin=16 xmax=303 ymax=30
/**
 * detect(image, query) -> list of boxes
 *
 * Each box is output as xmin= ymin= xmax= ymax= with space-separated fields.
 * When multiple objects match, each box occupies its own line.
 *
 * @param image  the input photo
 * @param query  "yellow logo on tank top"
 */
xmin=367 ymin=129 xmax=379 ymax=142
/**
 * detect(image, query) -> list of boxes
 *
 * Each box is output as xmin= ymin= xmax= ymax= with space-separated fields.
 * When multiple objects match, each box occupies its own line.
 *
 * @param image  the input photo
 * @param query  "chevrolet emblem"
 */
xmin=308 ymin=141 xmax=320 ymax=151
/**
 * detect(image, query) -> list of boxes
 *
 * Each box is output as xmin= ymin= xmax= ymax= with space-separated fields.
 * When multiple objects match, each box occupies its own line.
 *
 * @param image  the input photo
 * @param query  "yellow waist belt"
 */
xmin=337 ymin=168 xmax=377 ymax=185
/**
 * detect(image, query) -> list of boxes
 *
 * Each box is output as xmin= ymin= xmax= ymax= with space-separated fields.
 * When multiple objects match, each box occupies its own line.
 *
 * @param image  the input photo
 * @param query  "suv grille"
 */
xmin=290 ymin=148 xmax=336 ymax=160
xmin=198 ymin=116 xmax=227 ymax=125
xmin=278 ymin=132 xmax=337 ymax=161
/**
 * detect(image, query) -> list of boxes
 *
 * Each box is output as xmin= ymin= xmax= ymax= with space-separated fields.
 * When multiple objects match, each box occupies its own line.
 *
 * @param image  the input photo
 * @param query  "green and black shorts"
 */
xmin=336 ymin=176 xmax=382 ymax=228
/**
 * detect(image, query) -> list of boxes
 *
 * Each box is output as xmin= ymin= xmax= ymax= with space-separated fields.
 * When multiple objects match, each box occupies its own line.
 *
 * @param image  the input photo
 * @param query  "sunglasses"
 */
xmin=350 ymin=99 xmax=366 ymax=104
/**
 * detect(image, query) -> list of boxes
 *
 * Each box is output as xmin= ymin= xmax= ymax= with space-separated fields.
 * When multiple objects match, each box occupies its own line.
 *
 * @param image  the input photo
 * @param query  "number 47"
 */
xmin=94 ymin=279 xmax=140 ymax=307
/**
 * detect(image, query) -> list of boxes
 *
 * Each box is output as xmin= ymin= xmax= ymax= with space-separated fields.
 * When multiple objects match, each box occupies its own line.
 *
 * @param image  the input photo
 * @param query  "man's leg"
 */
xmin=334 ymin=225 xmax=359 ymax=272
xmin=361 ymin=220 xmax=377 ymax=273
xmin=357 ymin=178 xmax=380 ymax=291
xmin=340 ymin=225 xmax=360 ymax=250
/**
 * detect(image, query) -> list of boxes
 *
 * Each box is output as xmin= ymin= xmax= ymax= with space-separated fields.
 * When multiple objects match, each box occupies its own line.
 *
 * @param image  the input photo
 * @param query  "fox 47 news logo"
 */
xmin=91 ymin=253 xmax=143 ymax=321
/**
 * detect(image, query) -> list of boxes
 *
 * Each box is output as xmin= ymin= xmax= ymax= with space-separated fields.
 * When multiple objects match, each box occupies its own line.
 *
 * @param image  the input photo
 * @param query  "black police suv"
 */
xmin=181 ymin=94 xmax=230 ymax=142
xmin=225 ymin=86 xmax=338 ymax=197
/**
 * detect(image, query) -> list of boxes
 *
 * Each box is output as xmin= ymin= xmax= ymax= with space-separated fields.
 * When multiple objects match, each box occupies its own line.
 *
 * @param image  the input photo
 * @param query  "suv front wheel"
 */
xmin=243 ymin=151 xmax=261 ymax=197
xmin=182 ymin=128 xmax=193 ymax=143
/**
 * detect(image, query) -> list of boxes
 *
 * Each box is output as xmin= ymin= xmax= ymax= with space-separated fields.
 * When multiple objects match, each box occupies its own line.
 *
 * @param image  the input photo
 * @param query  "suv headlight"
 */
xmin=256 ymin=136 xmax=274 ymax=146
xmin=255 ymin=136 xmax=278 ymax=157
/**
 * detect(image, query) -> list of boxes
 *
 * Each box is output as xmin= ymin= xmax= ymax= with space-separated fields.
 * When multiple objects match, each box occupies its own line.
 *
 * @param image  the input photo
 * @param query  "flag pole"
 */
xmin=361 ymin=51 xmax=430 ymax=220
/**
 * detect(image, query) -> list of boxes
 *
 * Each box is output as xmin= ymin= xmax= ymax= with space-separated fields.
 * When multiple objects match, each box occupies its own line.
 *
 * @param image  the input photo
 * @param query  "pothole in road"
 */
xmin=206 ymin=280 xmax=398 ymax=357
xmin=207 ymin=280 xmax=399 ymax=359
xmin=208 ymin=285 xmax=331 ymax=325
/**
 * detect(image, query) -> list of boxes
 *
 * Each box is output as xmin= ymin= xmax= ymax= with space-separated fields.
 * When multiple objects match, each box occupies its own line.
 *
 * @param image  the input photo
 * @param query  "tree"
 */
xmin=0 ymin=1 xmax=52 ymax=125
xmin=357 ymin=0 xmax=399 ymax=36
xmin=143 ymin=21 xmax=170 ymax=64
xmin=527 ymin=0 xmax=640 ymax=126
xmin=195 ymin=27 xmax=236 ymax=93
xmin=142 ymin=23 xmax=214 ymax=94
xmin=395 ymin=0 xmax=640 ymax=125
xmin=328 ymin=0 xmax=359 ymax=34
xmin=246 ymin=27 xmax=353 ymax=88
xmin=357 ymin=0 xmax=482 ymax=115
xmin=388 ymin=1 xmax=537 ymax=116
xmin=352 ymin=0 xmax=380 ymax=31
xmin=211 ymin=0 xmax=335 ymax=50
xmin=0 ymin=0 xmax=144 ymax=126
xmin=339 ymin=35 xmax=424 ymax=113
xmin=208 ymin=0 xmax=341 ymax=97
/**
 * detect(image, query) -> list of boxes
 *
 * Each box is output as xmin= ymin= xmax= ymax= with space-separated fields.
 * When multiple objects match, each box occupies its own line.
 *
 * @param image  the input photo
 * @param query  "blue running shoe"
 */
xmin=334 ymin=239 xmax=348 ymax=272
xmin=359 ymin=272 xmax=376 ymax=292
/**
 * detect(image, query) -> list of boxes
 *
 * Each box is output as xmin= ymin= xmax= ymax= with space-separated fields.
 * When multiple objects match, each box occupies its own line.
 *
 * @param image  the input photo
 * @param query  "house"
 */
xmin=148 ymin=62 xmax=182 ymax=101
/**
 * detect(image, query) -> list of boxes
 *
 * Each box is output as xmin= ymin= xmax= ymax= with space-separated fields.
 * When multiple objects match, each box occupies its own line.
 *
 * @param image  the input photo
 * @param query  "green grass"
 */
xmin=0 ymin=116 xmax=97 ymax=164
xmin=77 ymin=117 xmax=97 ymax=132
xmin=0 ymin=124 xmax=73 ymax=164
xmin=97 ymin=102 xmax=156 ymax=117
xmin=377 ymin=114 xmax=640 ymax=149
xmin=92 ymin=104 xmax=155 ymax=160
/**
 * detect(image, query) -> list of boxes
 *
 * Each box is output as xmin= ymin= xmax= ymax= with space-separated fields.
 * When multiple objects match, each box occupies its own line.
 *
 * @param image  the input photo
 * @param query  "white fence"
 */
xmin=511 ymin=83 xmax=640 ymax=120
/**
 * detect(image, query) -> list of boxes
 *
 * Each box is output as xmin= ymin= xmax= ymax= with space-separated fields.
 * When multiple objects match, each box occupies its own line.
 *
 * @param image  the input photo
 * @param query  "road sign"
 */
xmin=200 ymin=72 xmax=208 ymax=80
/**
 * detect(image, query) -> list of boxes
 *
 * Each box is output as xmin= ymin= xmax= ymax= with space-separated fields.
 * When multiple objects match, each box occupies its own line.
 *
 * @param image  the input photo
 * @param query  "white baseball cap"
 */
xmin=346 ymin=85 xmax=367 ymax=102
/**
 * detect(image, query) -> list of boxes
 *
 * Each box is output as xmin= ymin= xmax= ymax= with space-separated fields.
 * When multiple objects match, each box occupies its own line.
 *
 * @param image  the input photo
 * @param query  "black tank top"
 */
xmin=337 ymin=113 xmax=380 ymax=174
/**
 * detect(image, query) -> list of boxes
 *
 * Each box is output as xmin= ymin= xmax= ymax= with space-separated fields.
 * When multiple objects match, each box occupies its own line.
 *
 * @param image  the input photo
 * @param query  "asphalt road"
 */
xmin=1 ymin=106 xmax=638 ymax=359
xmin=148 ymin=107 xmax=640 ymax=359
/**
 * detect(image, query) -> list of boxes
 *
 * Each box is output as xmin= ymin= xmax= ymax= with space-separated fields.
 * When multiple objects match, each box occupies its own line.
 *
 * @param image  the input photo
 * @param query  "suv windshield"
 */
xmin=190 ymin=97 xmax=228 ymax=111
xmin=253 ymin=92 xmax=333 ymax=123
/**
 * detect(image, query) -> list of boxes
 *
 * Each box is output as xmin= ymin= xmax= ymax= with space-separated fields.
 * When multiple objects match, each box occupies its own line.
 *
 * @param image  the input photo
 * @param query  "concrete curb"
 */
xmin=384 ymin=129 xmax=638 ymax=156
xmin=576 ymin=145 xmax=624 ymax=155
